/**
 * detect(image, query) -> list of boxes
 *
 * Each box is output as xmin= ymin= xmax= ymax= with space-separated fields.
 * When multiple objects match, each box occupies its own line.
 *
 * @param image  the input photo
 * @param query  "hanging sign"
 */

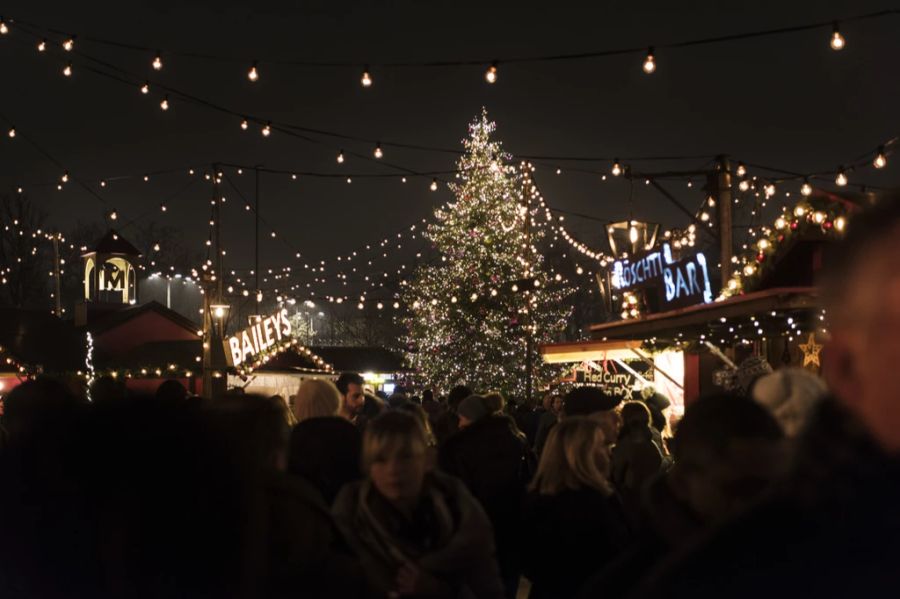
xmin=611 ymin=243 xmax=714 ymax=311
xmin=561 ymin=360 xmax=653 ymax=400
xmin=225 ymin=308 xmax=292 ymax=367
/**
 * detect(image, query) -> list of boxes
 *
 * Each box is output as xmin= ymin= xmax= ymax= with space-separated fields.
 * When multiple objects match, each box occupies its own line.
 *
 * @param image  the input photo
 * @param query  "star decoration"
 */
xmin=799 ymin=332 xmax=822 ymax=368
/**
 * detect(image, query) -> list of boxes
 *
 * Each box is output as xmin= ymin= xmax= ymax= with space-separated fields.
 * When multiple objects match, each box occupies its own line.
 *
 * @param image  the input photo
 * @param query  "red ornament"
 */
xmin=790 ymin=221 xmax=799 ymax=230
xmin=756 ymin=253 xmax=766 ymax=263
xmin=824 ymin=221 xmax=833 ymax=229
xmin=778 ymin=235 xmax=785 ymax=242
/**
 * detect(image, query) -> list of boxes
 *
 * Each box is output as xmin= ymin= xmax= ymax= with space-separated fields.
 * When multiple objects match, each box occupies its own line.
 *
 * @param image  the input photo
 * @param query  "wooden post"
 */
xmin=714 ymin=155 xmax=734 ymax=284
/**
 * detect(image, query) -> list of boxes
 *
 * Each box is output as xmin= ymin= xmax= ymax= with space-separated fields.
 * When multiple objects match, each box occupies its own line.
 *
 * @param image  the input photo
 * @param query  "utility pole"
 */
xmin=202 ymin=164 xmax=227 ymax=399
xmin=713 ymin=155 xmax=734 ymax=283
xmin=255 ymin=165 xmax=261 ymax=316
xmin=51 ymin=233 xmax=62 ymax=317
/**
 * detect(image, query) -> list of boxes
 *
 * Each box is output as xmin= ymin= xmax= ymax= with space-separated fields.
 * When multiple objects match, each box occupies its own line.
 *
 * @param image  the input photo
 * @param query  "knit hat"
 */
xmin=563 ymin=386 xmax=621 ymax=415
xmin=457 ymin=394 xmax=491 ymax=423
xmin=752 ymin=368 xmax=827 ymax=437
xmin=735 ymin=356 xmax=774 ymax=396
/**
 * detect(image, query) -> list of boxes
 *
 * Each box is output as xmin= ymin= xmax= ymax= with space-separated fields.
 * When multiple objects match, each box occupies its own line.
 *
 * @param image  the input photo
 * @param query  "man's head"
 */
xmin=457 ymin=394 xmax=490 ymax=428
xmin=447 ymin=384 xmax=473 ymax=413
xmin=819 ymin=196 xmax=900 ymax=454
xmin=669 ymin=393 xmax=785 ymax=524
xmin=335 ymin=372 xmax=365 ymax=416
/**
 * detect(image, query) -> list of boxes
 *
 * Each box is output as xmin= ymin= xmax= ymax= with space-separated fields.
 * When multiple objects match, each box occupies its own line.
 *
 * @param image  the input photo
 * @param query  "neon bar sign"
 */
xmin=612 ymin=243 xmax=713 ymax=310
xmin=225 ymin=308 xmax=293 ymax=367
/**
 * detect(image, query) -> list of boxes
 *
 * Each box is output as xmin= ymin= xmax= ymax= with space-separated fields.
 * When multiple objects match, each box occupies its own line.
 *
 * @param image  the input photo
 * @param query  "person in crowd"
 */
xmin=561 ymin=386 xmax=622 ymax=447
xmin=733 ymin=355 xmax=774 ymax=397
xmin=155 ymin=379 xmax=188 ymax=402
xmin=577 ymin=393 xmax=786 ymax=599
xmin=336 ymin=371 xmax=367 ymax=423
xmin=421 ymin=389 xmax=440 ymax=419
xmin=397 ymin=401 xmax=439 ymax=469
xmin=89 ymin=375 xmax=128 ymax=403
xmin=387 ymin=392 xmax=410 ymax=409
xmin=632 ymin=198 xmax=900 ymax=599
xmin=521 ymin=416 xmax=630 ymax=599
xmin=289 ymin=378 xmax=362 ymax=505
xmin=611 ymin=401 xmax=664 ymax=524
xmin=484 ymin=391 xmax=505 ymax=414
xmin=751 ymin=367 xmax=827 ymax=438
xmin=432 ymin=384 xmax=471 ymax=444
xmin=333 ymin=411 xmax=504 ymax=599
xmin=639 ymin=386 xmax=671 ymax=439
xmin=533 ymin=392 xmax=563 ymax=456
xmin=439 ymin=395 xmax=535 ymax=598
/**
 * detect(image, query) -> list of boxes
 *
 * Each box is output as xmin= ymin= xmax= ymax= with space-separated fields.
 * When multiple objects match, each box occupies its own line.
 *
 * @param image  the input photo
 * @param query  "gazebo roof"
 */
xmin=82 ymin=229 xmax=142 ymax=257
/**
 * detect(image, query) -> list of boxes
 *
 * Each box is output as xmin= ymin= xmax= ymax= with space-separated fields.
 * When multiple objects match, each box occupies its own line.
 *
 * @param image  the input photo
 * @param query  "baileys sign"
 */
xmin=225 ymin=308 xmax=292 ymax=367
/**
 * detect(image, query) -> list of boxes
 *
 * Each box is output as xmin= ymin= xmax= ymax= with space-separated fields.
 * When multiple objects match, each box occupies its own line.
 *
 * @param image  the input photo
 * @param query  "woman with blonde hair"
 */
xmin=288 ymin=378 xmax=362 ymax=504
xmin=332 ymin=411 xmax=504 ymax=598
xmin=521 ymin=416 xmax=630 ymax=599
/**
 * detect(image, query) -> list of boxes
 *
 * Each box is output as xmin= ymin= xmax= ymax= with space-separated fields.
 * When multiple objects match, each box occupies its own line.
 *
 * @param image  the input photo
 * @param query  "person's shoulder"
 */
xmin=293 ymin=416 xmax=360 ymax=437
xmin=331 ymin=478 xmax=366 ymax=518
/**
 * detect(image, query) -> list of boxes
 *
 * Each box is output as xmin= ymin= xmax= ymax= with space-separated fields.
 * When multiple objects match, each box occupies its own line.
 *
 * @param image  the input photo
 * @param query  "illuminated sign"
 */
xmin=612 ymin=243 xmax=713 ymax=311
xmin=225 ymin=308 xmax=292 ymax=367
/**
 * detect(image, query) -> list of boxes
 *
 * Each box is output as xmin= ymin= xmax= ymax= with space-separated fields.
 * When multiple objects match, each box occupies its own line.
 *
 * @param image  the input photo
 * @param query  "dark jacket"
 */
xmin=636 ymin=399 xmax=900 ymax=598
xmin=288 ymin=417 xmax=362 ymax=505
xmin=521 ymin=487 xmax=630 ymax=599
xmin=439 ymin=416 xmax=535 ymax=589
xmin=533 ymin=411 xmax=558 ymax=456
xmin=610 ymin=425 xmax=663 ymax=524
xmin=332 ymin=471 xmax=505 ymax=599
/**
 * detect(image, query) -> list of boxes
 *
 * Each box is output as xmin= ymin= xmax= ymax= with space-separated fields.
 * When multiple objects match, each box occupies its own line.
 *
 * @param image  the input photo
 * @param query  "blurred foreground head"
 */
xmin=818 ymin=196 xmax=900 ymax=454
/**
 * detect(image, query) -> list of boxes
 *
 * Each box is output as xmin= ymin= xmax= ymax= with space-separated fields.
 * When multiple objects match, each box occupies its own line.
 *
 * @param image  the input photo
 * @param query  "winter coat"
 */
xmin=520 ymin=487 xmax=631 ymax=599
xmin=332 ymin=471 xmax=505 ymax=599
xmin=610 ymin=425 xmax=663 ymax=525
xmin=288 ymin=416 xmax=362 ymax=505
xmin=635 ymin=398 xmax=900 ymax=599
xmin=438 ymin=415 xmax=535 ymax=588
xmin=533 ymin=411 xmax=558 ymax=456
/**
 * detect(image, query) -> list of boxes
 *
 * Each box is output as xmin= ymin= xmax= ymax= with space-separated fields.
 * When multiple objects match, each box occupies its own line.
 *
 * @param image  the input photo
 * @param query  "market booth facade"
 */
xmin=543 ymin=194 xmax=848 ymax=414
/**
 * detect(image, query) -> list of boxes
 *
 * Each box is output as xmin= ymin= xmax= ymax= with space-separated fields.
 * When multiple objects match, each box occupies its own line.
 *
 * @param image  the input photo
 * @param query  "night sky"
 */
xmin=1 ymin=0 xmax=898 ymax=292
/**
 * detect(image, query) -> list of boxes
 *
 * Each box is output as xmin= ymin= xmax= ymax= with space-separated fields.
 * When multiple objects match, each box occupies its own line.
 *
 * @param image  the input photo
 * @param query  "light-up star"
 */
xmin=799 ymin=332 xmax=823 ymax=368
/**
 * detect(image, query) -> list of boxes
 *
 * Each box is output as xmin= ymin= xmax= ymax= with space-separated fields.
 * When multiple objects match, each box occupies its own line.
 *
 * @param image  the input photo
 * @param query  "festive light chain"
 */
xmin=3 ymin=11 xmax=896 ymax=89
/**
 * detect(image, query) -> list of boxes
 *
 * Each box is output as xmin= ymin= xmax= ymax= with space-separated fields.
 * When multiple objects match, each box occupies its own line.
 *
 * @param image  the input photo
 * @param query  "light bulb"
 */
xmin=61 ymin=171 xmax=69 ymax=183
xmin=152 ymin=52 xmax=163 ymax=71
xmin=63 ymin=63 xmax=72 ymax=77
xmin=834 ymin=216 xmax=846 ymax=232
xmin=874 ymin=147 xmax=887 ymax=169
xmin=830 ymin=23 xmax=845 ymax=51
xmin=337 ymin=150 xmax=345 ymax=164
xmin=7 ymin=127 xmax=14 ymax=138
xmin=611 ymin=160 xmax=622 ymax=176
xmin=485 ymin=62 xmax=498 ymax=84
xmin=361 ymin=67 xmax=372 ymax=87
xmin=262 ymin=123 xmax=271 ymax=136
xmin=835 ymin=168 xmax=847 ymax=186
xmin=430 ymin=179 xmax=438 ymax=191
xmin=374 ymin=143 xmax=383 ymax=159
xmin=240 ymin=118 xmax=249 ymax=130
xmin=160 ymin=204 xmax=167 ymax=212
xmin=140 ymin=82 xmax=149 ymax=94
xmin=629 ymin=225 xmax=639 ymax=244
xmin=63 ymin=38 xmax=74 ymax=52
xmin=0 ymin=19 xmax=8 ymax=35
xmin=110 ymin=210 xmax=118 ymax=221
xmin=37 ymin=39 xmax=46 ymax=52
xmin=160 ymin=96 xmax=169 ymax=111
xmin=801 ymin=180 xmax=812 ymax=196
xmin=739 ymin=179 xmax=750 ymax=192
xmin=642 ymin=48 xmax=655 ymax=74
xmin=248 ymin=61 xmax=259 ymax=82
xmin=153 ymin=243 xmax=160 ymax=252
xmin=736 ymin=162 xmax=747 ymax=177
xmin=100 ymin=180 xmax=107 ymax=187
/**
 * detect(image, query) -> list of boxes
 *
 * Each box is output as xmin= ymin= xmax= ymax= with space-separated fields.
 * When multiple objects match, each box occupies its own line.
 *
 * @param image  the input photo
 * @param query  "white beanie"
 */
xmin=752 ymin=368 xmax=827 ymax=437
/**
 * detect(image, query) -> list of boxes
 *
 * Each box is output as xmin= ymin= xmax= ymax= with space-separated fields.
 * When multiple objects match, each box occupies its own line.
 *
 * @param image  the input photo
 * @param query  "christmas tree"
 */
xmin=401 ymin=111 xmax=571 ymax=396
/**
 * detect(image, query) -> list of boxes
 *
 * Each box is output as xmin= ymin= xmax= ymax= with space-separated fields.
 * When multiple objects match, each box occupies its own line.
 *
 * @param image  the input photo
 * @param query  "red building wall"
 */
xmin=94 ymin=311 xmax=197 ymax=354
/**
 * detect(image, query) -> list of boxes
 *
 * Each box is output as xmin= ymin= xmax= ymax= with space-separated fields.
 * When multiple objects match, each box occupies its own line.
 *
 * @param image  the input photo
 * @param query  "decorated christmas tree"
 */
xmin=401 ymin=111 xmax=571 ymax=396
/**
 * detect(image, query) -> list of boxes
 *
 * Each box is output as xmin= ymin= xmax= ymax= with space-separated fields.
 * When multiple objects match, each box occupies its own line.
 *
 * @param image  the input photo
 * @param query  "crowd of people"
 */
xmin=1 ymin=199 xmax=899 ymax=597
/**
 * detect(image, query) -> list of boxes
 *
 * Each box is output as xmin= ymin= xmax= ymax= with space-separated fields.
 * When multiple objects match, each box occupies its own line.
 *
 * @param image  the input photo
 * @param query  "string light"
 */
xmin=37 ymin=39 xmax=46 ymax=52
xmin=361 ymin=66 xmax=373 ymax=87
xmin=337 ymin=150 xmax=345 ymax=164
xmin=830 ymin=22 xmax=846 ymax=51
xmin=0 ymin=18 xmax=8 ymax=35
xmin=611 ymin=160 xmax=622 ymax=177
xmin=629 ymin=224 xmax=639 ymax=244
xmin=110 ymin=210 xmax=118 ymax=221
xmin=7 ymin=127 xmax=14 ymax=138
xmin=374 ymin=143 xmax=383 ymax=159
xmin=160 ymin=203 xmax=167 ymax=212
xmin=140 ymin=82 xmax=150 ymax=94
xmin=61 ymin=171 xmax=69 ymax=183
xmin=63 ymin=62 xmax=73 ymax=77
xmin=739 ymin=178 xmax=750 ymax=192
xmin=874 ymin=146 xmax=887 ymax=169
xmin=430 ymin=178 xmax=438 ymax=191
xmin=62 ymin=38 xmax=74 ymax=52
xmin=248 ymin=61 xmax=259 ymax=82
xmin=642 ymin=47 xmax=656 ymax=74
xmin=736 ymin=162 xmax=747 ymax=177
xmin=160 ymin=96 xmax=170 ymax=111
xmin=240 ymin=118 xmax=249 ymax=130
xmin=485 ymin=62 xmax=498 ymax=84
xmin=152 ymin=52 xmax=163 ymax=71
xmin=801 ymin=179 xmax=812 ymax=196
xmin=262 ymin=122 xmax=272 ymax=136
xmin=835 ymin=167 xmax=847 ymax=186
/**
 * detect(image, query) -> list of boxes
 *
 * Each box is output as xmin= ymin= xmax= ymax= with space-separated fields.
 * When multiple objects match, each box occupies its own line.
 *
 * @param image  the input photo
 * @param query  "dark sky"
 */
xmin=0 ymin=0 xmax=898 ymax=293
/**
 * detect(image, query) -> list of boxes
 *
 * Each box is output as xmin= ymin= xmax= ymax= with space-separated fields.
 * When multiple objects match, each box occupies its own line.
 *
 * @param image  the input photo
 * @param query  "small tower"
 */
xmin=76 ymin=230 xmax=142 ymax=325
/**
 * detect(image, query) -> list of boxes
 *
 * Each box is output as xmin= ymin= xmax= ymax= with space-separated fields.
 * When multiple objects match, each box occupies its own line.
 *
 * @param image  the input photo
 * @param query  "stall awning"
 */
xmin=589 ymin=286 xmax=818 ymax=342
xmin=541 ymin=339 xmax=644 ymax=363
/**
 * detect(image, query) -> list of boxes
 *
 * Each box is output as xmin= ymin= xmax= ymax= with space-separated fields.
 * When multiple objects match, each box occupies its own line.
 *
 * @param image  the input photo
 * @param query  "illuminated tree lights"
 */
xmin=401 ymin=112 xmax=571 ymax=395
